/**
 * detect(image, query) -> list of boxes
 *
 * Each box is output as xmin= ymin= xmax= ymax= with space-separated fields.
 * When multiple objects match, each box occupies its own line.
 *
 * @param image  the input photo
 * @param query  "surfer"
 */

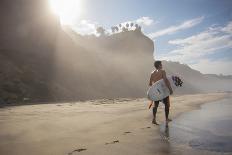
xmin=148 ymin=61 xmax=173 ymax=125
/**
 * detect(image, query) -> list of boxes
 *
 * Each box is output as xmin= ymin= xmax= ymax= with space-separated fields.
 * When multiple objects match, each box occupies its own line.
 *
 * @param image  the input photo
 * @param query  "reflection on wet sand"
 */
xmin=167 ymin=98 xmax=232 ymax=153
xmin=160 ymin=124 xmax=170 ymax=141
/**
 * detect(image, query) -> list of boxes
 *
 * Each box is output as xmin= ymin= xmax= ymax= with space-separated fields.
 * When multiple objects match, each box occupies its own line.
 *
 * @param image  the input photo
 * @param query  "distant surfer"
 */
xmin=148 ymin=61 xmax=173 ymax=125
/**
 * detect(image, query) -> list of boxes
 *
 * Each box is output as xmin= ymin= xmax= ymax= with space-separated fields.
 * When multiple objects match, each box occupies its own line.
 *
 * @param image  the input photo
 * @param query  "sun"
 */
xmin=49 ymin=0 xmax=82 ymax=25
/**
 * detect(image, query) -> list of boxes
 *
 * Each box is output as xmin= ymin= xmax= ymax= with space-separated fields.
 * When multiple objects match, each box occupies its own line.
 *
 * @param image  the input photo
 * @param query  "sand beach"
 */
xmin=0 ymin=93 xmax=231 ymax=155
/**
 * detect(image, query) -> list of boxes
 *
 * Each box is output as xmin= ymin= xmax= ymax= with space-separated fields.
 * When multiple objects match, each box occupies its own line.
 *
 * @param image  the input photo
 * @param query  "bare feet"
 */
xmin=152 ymin=119 xmax=159 ymax=125
xmin=166 ymin=118 xmax=172 ymax=122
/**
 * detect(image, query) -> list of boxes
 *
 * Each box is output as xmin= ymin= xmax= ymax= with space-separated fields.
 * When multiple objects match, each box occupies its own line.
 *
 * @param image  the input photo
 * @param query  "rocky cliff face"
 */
xmin=51 ymin=28 xmax=155 ymax=101
xmin=0 ymin=0 xmax=154 ymax=103
xmin=0 ymin=0 xmax=62 ymax=103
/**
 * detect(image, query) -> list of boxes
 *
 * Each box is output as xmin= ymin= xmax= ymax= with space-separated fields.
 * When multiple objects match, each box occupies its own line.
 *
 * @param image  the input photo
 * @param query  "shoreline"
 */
xmin=168 ymin=92 xmax=231 ymax=121
xmin=166 ymin=95 xmax=232 ymax=155
xmin=0 ymin=92 xmax=229 ymax=108
xmin=0 ymin=92 xmax=231 ymax=155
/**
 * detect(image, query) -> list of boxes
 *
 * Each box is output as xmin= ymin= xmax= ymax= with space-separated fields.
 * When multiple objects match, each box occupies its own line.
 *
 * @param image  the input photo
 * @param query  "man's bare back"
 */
xmin=149 ymin=69 xmax=173 ymax=94
xmin=149 ymin=69 xmax=165 ymax=86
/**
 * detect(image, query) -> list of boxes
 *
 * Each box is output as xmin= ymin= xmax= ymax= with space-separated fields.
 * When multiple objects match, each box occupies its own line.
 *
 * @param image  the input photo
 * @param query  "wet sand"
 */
xmin=0 ymin=93 xmax=230 ymax=155
xmin=161 ymin=97 xmax=232 ymax=155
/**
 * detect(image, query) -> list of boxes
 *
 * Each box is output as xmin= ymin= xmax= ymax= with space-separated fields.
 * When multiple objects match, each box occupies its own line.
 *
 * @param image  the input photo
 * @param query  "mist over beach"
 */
xmin=0 ymin=0 xmax=232 ymax=155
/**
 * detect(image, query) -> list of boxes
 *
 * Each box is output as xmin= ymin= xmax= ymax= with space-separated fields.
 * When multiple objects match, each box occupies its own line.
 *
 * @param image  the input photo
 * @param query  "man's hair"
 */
xmin=154 ymin=61 xmax=162 ymax=69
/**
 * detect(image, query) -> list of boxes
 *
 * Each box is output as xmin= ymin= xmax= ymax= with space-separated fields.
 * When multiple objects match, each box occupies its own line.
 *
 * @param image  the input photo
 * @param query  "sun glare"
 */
xmin=49 ymin=0 xmax=81 ymax=25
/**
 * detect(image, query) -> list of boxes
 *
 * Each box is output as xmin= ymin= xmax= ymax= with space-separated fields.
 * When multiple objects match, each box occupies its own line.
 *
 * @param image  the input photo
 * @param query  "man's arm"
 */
xmin=162 ymin=70 xmax=173 ymax=94
xmin=149 ymin=74 xmax=153 ymax=86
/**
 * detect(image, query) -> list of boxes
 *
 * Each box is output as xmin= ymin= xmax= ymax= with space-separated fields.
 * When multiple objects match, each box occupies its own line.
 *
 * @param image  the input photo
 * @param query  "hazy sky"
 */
xmin=52 ymin=0 xmax=232 ymax=75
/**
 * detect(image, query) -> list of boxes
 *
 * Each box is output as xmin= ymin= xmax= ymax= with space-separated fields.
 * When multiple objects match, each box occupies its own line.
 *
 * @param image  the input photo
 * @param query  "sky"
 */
xmin=51 ymin=0 xmax=232 ymax=75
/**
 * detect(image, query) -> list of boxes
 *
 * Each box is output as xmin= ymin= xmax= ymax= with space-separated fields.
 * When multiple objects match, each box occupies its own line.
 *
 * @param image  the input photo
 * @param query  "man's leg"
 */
xmin=148 ymin=100 xmax=153 ymax=109
xmin=152 ymin=101 xmax=159 ymax=125
xmin=163 ymin=96 xmax=172 ymax=122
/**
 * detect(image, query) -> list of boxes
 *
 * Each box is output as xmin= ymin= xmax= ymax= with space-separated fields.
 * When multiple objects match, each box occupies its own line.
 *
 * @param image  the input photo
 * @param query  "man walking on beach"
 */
xmin=149 ymin=61 xmax=173 ymax=125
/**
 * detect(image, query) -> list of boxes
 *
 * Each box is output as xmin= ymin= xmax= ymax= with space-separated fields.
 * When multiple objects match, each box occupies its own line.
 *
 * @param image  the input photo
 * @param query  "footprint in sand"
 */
xmin=123 ymin=131 xmax=132 ymax=135
xmin=141 ymin=126 xmax=151 ymax=130
xmin=68 ymin=148 xmax=87 ymax=155
xmin=105 ymin=140 xmax=119 ymax=145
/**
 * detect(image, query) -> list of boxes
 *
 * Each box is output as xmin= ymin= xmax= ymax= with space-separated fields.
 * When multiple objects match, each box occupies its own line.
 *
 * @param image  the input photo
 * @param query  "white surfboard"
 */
xmin=147 ymin=76 xmax=182 ymax=101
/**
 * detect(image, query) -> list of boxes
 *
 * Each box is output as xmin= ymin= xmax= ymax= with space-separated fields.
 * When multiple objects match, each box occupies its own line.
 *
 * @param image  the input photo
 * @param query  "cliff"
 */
xmin=0 ymin=0 xmax=154 ymax=103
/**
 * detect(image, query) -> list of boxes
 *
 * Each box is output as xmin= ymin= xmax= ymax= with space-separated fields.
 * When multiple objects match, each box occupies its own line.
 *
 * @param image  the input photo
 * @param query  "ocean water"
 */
xmin=160 ymin=98 xmax=232 ymax=153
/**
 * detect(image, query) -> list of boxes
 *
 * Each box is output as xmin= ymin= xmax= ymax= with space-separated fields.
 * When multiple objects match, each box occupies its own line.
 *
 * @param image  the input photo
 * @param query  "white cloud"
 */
xmin=136 ymin=17 xmax=154 ymax=26
xmin=149 ymin=16 xmax=204 ymax=39
xmin=190 ymin=59 xmax=232 ymax=75
xmin=165 ymin=22 xmax=232 ymax=62
xmin=222 ymin=21 xmax=232 ymax=34
xmin=159 ymin=21 xmax=232 ymax=75
xmin=72 ymin=20 xmax=98 ymax=35
xmin=105 ymin=16 xmax=156 ymax=34
xmin=71 ymin=17 xmax=155 ymax=35
xmin=119 ymin=16 xmax=155 ymax=28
